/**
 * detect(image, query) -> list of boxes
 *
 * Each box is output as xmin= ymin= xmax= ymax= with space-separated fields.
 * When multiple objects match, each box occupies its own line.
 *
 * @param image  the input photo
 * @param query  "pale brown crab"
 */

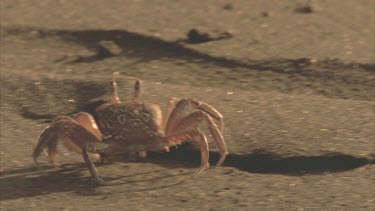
xmin=33 ymin=73 xmax=228 ymax=185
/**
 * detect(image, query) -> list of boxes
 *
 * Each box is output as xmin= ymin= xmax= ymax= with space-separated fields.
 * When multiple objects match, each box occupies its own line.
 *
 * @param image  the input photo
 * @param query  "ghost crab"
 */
xmin=33 ymin=73 xmax=228 ymax=185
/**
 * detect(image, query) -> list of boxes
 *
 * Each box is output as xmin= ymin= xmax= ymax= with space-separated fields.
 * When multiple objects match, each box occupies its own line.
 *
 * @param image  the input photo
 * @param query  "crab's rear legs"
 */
xmin=165 ymin=130 xmax=210 ymax=175
xmin=168 ymin=110 xmax=228 ymax=167
xmin=187 ymin=98 xmax=224 ymax=133
xmin=165 ymin=98 xmax=224 ymax=134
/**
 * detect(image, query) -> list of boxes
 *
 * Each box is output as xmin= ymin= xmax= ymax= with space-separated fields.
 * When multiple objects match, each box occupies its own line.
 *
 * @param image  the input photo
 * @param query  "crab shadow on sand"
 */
xmin=0 ymin=158 xmax=194 ymax=201
xmin=1 ymin=146 xmax=373 ymax=201
xmin=153 ymin=146 xmax=374 ymax=176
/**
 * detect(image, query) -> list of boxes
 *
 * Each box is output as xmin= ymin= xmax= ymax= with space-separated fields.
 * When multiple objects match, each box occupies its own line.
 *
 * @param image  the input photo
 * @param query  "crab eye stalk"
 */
xmin=133 ymin=80 xmax=142 ymax=102
xmin=111 ymin=72 xmax=121 ymax=104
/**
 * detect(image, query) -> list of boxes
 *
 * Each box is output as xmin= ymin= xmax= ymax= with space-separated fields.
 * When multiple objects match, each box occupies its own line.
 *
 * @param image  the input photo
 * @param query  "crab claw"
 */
xmin=33 ymin=114 xmax=102 ymax=167
xmin=33 ymin=125 xmax=60 ymax=167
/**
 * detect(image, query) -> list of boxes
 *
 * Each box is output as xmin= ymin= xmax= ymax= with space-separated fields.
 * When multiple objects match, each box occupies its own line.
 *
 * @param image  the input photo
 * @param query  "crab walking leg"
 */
xmin=33 ymin=116 xmax=102 ymax=166
xmin=165 ymin=99 xmax=191 ymax=134
xmin=82 ymin=142 xmax=111 ymax=185
xmin=111 ymin=72 xmax=121 ymax=104
xmin=187 ymin=98 xmax=224 ymax=133
xmin=165 ymin=98 xmax=224 ymax=134
xmin=162 ymin=98 xmax=179 ymax=129
xmin=165 ymin=130 xmax=210 ymax=175
xmin=209 ymin=126 xmax=228 ymax=166
xmin=194 ymin=130 xmax=210 ymax=174
xmin=203 ymin=115 xmax=228 ymax=166
xmin=161 ymin=98 xmax=179 ymax=152
xmin=170 ymin=111 xmax=228 ymax=166
xmin=82 ymin=141 xmax=152 ymax=185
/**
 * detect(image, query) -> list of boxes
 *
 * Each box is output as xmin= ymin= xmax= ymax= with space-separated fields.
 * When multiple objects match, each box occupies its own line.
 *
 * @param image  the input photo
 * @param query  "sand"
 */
xmin=1 ymin=0 xmax=374 ymax=210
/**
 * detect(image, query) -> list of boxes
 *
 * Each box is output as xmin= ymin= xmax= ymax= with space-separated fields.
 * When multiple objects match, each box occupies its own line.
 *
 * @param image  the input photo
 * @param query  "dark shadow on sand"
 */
xmin=4 ymin=27 xmax=374 ymax=77
xmin=4 ymin=26 xmax=374 ymax=101
xmin=149 ymin=145 xmax=374 ymax=176
xmin=1 ymin=146 xmax=373 ymax=201
xmin=0 ymin=160 xmax=192 ymax=201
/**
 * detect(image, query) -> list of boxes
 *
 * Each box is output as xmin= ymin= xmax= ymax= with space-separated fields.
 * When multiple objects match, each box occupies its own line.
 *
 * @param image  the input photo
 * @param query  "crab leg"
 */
xmin=208 ymin=124 xmax=227 ymax=167
xmin=82 ymin=142 xmax=111 ymax=185
xmin=163 ymin=98 xmax=179 ymax=129
xmin=33 ymin=124 xmax=59 ymax=166
xmin=82 ymin=128 xmax=211 ymax=184
xmin=33 ymin=114 xmax=102 ymax=167
xmin=165 ymin=130 xmax=210 ymax=175
xmin=168 ymin=110 xmax=228 ymax=167
xmin=165 ymin=98 xmax=224 ymax=134
xmin=194 ymin=130 xmax=210 ymax=174
xmin=82 ymin=140 xmax=156 ymax=185
xmin=165 ymin=99 xmax=191 ymax=134
xmin=70 ymin=112 xmax=103 ymax=140
xmin=187 ymin=98 xmax=224 ymax=133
